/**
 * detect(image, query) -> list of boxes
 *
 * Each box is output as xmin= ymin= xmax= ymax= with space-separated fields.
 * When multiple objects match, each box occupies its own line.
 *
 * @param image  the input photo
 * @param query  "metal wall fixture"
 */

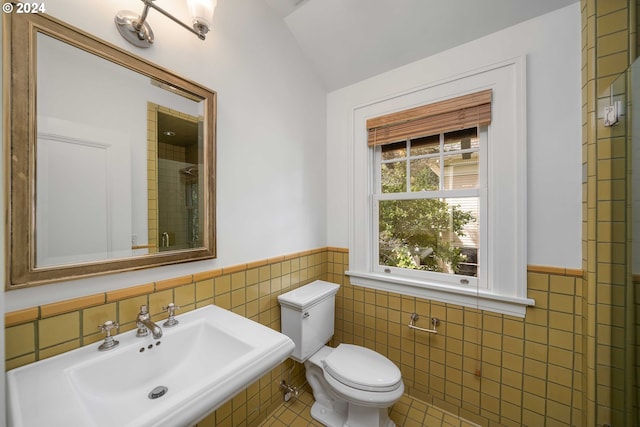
xmin=407 ymin=313 xmax=440 ymax=334
xmin=115 ymin=0 xmax=217 ymax=48
xmin=279 ymin=380 xmax=299 ymax=402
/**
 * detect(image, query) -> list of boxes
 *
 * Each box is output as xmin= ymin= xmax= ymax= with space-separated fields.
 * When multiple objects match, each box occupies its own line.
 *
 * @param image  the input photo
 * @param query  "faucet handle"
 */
xmin=140 ymin=304 xmax=149 ymax=314
xmin=97 ymin=320 xmax=119 ymax=351
xmin=162 ymin=302 xmax=181 ymax=327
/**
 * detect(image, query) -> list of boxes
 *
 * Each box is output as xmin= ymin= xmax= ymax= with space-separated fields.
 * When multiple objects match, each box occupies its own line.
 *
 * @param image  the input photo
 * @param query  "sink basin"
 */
xmin=6 ymin=304 xmax=294 ymax=427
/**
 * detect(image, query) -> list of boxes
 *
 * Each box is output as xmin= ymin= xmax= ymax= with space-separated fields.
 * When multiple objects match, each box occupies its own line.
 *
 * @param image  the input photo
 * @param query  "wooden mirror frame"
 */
xmin=4 ymin=10 xmax=217 ymax=289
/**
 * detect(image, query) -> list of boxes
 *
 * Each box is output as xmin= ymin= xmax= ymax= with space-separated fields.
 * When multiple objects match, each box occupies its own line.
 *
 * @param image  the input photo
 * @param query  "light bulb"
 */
xmin=187 ymin=0 xmax=216 ymax=33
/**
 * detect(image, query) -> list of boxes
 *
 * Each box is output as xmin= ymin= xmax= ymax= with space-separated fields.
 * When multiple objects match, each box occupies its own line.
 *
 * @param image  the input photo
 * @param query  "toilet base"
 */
xmin=304 ymin=346 xmax=399 ymax=427
xmin=310 ymin=400 xmax=346 ymax=427
xmin=310 ymin=400 xmax=395 ymax=427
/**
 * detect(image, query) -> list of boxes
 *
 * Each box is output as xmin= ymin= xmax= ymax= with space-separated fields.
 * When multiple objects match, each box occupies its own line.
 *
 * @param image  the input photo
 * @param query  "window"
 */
xmin=347 ymin=58 xmax=532 ymax=317
xmin=374 ymin=127 xmax=485 ymax=289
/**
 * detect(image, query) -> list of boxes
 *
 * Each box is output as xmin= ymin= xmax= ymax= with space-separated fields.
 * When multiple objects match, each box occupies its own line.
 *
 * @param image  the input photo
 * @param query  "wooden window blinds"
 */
xmin=367 ymin=89 xmax=492 ymax=147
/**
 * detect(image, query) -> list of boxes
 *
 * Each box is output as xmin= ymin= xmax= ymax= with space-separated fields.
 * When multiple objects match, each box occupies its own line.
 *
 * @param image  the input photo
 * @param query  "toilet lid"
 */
xmin=322 ymin=344 xmax=402 ymax=392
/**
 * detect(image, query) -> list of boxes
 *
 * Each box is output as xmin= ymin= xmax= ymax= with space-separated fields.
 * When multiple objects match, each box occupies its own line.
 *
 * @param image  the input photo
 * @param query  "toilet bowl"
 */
xmin=278 ymin=280 xmax=404 ymax=427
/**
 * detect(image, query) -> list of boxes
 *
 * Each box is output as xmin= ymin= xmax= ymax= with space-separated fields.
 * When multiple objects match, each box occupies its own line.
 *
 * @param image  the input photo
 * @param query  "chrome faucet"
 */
xmin=136 ymin=305 xmax=163 ymax=339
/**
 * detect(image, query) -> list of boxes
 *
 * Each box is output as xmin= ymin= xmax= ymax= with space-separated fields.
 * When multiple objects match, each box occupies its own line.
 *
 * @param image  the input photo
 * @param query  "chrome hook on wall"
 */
xmin=407 ymin=312 xmax=440 ymax=334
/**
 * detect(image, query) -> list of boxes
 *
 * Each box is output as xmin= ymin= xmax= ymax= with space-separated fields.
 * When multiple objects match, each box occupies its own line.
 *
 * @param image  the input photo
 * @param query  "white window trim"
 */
xmin=346 ymin=57 xmax=534 ymax=317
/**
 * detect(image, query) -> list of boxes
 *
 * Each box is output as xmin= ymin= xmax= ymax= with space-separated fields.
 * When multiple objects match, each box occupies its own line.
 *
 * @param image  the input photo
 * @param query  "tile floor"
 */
xmin=259 ymin=387 xmax=479 ymax=427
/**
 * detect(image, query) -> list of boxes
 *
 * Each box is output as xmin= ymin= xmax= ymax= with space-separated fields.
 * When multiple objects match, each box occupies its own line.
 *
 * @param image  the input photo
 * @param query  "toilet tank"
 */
xmin=277 ymin=280 xmax=340 ymax=363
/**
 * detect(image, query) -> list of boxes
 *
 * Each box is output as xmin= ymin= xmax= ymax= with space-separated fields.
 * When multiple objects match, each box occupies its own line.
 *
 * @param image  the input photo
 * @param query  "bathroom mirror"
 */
xmin=5 ymin=11 xmax=216 ymax=288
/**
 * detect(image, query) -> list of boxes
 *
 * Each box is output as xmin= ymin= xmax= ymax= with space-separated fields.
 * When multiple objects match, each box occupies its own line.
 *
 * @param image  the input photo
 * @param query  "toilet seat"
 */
xmin=322 ymin=344 xmax=402 ymax=392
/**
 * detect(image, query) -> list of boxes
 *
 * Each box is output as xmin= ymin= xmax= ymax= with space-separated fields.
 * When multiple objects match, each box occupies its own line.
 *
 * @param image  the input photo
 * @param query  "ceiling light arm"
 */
xmin=141 ymin=0 xmax=207 ymax=40
xmin=115 ymin=0 xmax=214 ymax=48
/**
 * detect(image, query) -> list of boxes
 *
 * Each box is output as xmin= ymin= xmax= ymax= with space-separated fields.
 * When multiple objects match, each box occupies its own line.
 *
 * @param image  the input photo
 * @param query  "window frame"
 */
xmin=346 ymin=57 xmax=533 ymax=317
xmin=372 ymin=127 xmax=487 ymax=290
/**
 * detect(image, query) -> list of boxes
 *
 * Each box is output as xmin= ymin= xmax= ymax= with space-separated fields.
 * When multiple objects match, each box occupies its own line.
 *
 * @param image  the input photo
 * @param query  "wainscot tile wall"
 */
xmin=5 ymin=247 xmax=584 ymax=427
xmin=330 ymin=254 xmax=584 ymax=427
xmin=5 ymin=248 xmax=329 ymax=427
xmin=582 ymin=1 xmax=637 ymax=425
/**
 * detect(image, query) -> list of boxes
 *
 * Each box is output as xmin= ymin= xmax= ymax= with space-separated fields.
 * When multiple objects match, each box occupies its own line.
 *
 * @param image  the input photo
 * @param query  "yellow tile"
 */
xmin=523 ymin=373 xmax=547 ymax=398
xmin=195 ymin=278 xmax=214 ymax=301
xmin=596 ymin=8 xmax=628 ymax=37
xmin=106 ymin=283 xmax=154 ymax=302
xmin=548 ymin=311 xmax=574 ymax=330
xmin=193 ymin=269 xmax=222 ymax=283
xmin=502 ymin=352 xmax=523 ymax=372
xmin=480 ymin=387 xmax=500 ymax=414
xmin=548 ymin=292 xmax=575 ymax=314
xmin=5 ymin=307 xmax=39 ymax=327
xmin=246 ymin=283 xmax=259 ymax=302
xmin=527 ymin=272 xmax=550 ymax=291
xmin=525 ymin=307 xmax=548 ymax=327
xmin=39 ymin=339 xmax=81 ymax=360
xmin=6 ymin=353 xmax=36 ymax=370
xmin=549 ymin=328 xmax=574 ymax=351
xmin=156 ymin=275 xmax=192 ymax=291
xmin=196 ymin=299 xmax=214 ymax=310
xmin=482 ymin=314 xmax=503 ymax=333
xmin=215 ymin=293 xmax=231 ymax=310
xmin=288 ymin=257 xmax=300 ymax=272
xmin=148 ymin=289 xmax=173 ymax=316
xmin=548 ymin=363 xmax=573 ymax=387
xmin=547 ymin=381 xmax=572 ymax=406
xmin=499 ymin=333 xmax=524 ymax=362
xmin=527 ymin=289 xmax=549 ymax=310
xmin=547 ymin=400 xmax=571 ymax=424
xmin=269 ymin=262 xmax=283 ymax=279
xmin=501 ymin=390 xmax=522 ymax=417
xmin=231 ymin=288 xmax=246 ymax=308
xmin=446 ymin=322 xmax=463 ymax=340
xmin=246 ymin=268 xmax=260 ymax=285
xmin=215 ymin=275 xmax=231 ymax=295
xmin=549 ymin=275 xmax=576 ymax=295
xmin=388 ymin=294 xmax=401 ymax=311
xmin=446 ymin=307 xmax=463 ymax=325
xmin=503 ymin=367 xmax=524 ymax=391
xmin=231 ymin=271 xmax=246 ymax=290
xmin=524 ymin=350 xmax=548 ymax=376
xmin=503 ymin=318 xmax=524 ymax=338
xmin=175 ymin=284 xmax=195 ymax=307
xmin=38 ymin=312 xmax=80 ymax=349
xmin=6 ymin=323 xmax=36 ymax=359
xmin=82 ymin=303 xmax=117 ymax=336
xmin=271 ymin=277 xmax=282 ymax=293
xmin=525 ymin=323 xmax=548 ymax=345
xmin=118 ymin=295 xmax=148 ymax=325
xmin=41 ymin=293 xmax=104 ymax=318
xmin=522 ymin=392 xmax=546 ymax=416
xmin=596 ymin=0 xmax=628 ymax=16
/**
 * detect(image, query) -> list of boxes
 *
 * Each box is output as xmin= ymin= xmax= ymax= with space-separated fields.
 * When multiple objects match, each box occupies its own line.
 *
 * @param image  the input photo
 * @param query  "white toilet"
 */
xmin=278 ymin=280 xmax=404 ymax=427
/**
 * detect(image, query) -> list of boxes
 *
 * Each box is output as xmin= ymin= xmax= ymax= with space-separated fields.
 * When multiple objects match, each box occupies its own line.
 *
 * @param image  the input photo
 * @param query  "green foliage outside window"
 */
xmin=379 ymin=158 xmax=476 ymax=275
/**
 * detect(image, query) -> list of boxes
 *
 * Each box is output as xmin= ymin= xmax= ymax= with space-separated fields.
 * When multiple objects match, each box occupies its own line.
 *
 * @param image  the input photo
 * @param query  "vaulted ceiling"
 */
xmin=264 ymin=0 xmax=579 ymax=91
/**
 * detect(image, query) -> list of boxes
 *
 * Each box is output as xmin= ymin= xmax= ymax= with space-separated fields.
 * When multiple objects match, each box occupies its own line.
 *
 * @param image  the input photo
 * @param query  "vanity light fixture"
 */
xmin=115 ymin=0 xmax=216 ymax=48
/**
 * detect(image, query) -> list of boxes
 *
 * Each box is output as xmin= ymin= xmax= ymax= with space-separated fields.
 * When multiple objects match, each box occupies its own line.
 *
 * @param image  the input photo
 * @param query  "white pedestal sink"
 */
xmin=6 ymin=304 xmax=294 ymax=427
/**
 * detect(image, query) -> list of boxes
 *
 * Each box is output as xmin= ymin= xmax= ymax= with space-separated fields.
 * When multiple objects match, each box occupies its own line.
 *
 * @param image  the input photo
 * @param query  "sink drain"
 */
xmin=148 ymin=385 xmax=168 ymax=399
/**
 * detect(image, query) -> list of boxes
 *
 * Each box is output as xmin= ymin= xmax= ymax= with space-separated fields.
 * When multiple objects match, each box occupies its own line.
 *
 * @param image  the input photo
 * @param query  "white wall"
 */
xmin=3 ymin=0 xmax=327 ymax=310
xmin=326 ymin=3 xmax=582 ymax=270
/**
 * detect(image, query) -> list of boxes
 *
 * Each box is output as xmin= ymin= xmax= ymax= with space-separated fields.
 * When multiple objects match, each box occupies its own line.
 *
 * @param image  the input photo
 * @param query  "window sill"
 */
xmin=345 ymin=271 xmax=534 ymax=318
